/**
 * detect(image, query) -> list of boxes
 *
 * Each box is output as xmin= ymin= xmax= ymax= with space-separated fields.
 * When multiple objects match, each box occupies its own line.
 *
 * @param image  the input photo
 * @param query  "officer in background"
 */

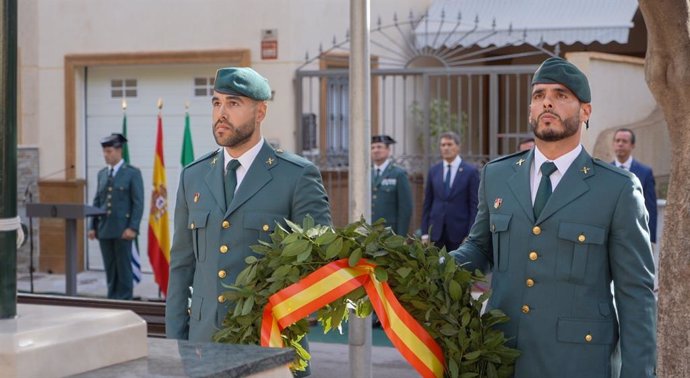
xmin=88 ymin=133 xmax=144 ymax=300
xmin=451 ymin=57 xmax=656 ymax=377
xmin=165 ymin=66 xmax=332 ymax=368
xmin=371 ymin=135 xmax=412 ymax=235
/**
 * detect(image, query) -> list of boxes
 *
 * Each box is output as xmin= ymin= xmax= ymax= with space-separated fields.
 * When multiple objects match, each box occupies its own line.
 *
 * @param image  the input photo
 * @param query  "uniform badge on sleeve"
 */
xmin=494 ymin=198 xmax=503 ymax=209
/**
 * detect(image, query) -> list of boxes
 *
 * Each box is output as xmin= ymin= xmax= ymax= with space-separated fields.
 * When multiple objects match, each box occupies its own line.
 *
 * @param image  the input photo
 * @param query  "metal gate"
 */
xmin=295 ymin=64 xmax=538 ymax=230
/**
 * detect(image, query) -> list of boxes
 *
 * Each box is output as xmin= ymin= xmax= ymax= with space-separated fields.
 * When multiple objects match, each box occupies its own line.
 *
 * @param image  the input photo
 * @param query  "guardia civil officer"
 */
xmin=88 ymin=133 xmax=144 ymax=300
xmin=451 ymin=57 xmax=656 ymax=377
xmin=371 ymin=135 xmax=412 ymax=235
xmin=165 ymin=68 xmax=332 ymax=375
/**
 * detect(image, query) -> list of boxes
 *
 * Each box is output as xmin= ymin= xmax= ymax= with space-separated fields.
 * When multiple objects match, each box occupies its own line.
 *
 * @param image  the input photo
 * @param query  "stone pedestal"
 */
xmin=0 ymin=303 xmax=147 ymax=377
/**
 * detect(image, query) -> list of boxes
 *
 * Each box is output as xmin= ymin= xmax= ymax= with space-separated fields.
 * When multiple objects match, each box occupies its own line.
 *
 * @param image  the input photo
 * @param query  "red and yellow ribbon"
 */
xmin=260 ymin=258 xmax=445 ymax=378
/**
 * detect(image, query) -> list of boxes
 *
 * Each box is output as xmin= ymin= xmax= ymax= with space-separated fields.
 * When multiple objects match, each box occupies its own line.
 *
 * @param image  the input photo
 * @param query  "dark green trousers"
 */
xmin=98 ymin=238 xmax=133 ymax=299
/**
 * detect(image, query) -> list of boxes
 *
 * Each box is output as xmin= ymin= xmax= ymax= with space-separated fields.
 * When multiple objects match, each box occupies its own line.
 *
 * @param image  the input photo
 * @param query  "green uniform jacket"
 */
xmin=451 ymin=148 xmax=656 ymax=378
xmin=90 ymin=163 xmax=144 ymax=239
xmin=166 ymin=143 xmax=332 ymax=342
xmin=371 ymin=162 xmax=412 ymax=235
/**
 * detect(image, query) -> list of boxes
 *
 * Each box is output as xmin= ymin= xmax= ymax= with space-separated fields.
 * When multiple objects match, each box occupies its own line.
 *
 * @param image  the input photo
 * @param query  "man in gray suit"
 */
xmin=165 ymin=67 xmax=331 ymax=351
xmin=88 ymin=133 xmax=144 ymax=300
xmin=451 ymin=58 xmax=656 ymax=377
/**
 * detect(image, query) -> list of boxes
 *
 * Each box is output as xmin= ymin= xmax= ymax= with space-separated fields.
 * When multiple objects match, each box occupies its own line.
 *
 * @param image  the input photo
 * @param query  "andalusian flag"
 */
xmin=181 ymin=110 xmax=194 ymax=166
xmin=147 ymin=108 xmax=171 ymax=296
xmin=121 ymin=104 xmax=142 ymax=285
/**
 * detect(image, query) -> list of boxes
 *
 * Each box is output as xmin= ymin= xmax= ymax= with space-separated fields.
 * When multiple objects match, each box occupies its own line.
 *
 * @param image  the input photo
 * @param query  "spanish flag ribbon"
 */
xmin=260 ymin=258 xmax=445 ymax=378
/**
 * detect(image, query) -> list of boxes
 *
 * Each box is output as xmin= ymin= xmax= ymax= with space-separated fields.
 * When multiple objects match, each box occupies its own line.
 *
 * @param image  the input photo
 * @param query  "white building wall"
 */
xmin=18 ymin=0 xmax=433 ymax=179
xmin=566 ymin=52 xmax=656 ymax=153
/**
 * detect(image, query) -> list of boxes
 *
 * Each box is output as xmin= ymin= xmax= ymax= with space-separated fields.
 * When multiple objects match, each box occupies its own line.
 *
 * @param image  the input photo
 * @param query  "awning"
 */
xmin=414 ymin=0 xmax=639 ymax=49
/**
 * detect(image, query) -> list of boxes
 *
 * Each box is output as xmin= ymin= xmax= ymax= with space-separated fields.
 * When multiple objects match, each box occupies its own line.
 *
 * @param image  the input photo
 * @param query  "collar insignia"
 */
xmin=516 ymin=158 xmax=526 ymax=166
xmin=211 ymin=157 xmax=218 ymax=166
xmin=581 ymin=166 xmax=590 ymax=175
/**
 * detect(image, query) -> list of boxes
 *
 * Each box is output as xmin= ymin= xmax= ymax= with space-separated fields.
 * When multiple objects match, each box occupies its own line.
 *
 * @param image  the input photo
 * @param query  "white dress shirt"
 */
xmin=443 ymin=155 xmax=462 ymax=188
xmin=223 ymin=137 xmax=265 ymax=193
xmin=530 ymin=144 xmax=582 ymax=204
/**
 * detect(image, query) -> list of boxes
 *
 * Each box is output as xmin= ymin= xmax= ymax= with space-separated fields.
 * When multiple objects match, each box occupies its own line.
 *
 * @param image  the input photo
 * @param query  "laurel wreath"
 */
xmin=213 ymin=216 xmax=519 ymax=377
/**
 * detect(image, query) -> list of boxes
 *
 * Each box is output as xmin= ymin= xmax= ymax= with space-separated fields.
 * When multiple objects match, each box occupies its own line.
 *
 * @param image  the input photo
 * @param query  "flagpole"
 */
xmin=149 ymin=97 xmax=171 ymax=298
xmin=0 ymin=0 xmax=18 ymax=319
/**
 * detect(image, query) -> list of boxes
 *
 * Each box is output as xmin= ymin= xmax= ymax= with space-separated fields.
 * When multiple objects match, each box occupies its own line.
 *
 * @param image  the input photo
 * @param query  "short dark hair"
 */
xmin=439 ymin=131 xmax=460 ymax=145
xmin=614 ymin=128 xmax=636 ymax=144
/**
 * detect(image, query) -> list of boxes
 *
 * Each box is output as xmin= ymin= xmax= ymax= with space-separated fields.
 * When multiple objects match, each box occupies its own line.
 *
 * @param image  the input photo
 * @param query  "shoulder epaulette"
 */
xmin=184 ymin=149 xmax=222 ymax=169
xmin=274 ymin=149 xmax=311 ymax=168
xmin=486 ymin=149 xmax=530 ymax=166
xmin=593 ymin=158 xmax=634 ymax=178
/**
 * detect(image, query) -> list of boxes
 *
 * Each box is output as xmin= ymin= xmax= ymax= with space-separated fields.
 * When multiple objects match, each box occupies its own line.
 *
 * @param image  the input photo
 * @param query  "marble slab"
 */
xmin=73 ymin=338 xmax=295 ymax=378
xmin=0 ymin=303 xmax=147 ymax=377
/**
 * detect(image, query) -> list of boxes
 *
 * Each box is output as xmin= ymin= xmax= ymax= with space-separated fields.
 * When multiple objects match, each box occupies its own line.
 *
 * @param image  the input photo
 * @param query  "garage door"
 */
xmin=85 ymin=63 xmax=222 ymax=273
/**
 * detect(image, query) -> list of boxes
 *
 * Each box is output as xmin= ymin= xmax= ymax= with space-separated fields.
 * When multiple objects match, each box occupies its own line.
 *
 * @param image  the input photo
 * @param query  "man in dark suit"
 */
xmin=165 ymin=67 xmax=331 ymax=357
xmin=612 ymin=128 xmax=657 ymax=243
xmin=88 ymin=133 xmax=144 ymax=300
xmin=371 ymin=135 xmax=412 ymax=235
xmin=421 ymin=131 xmax=480 ymax=251
xmin=451 ymin=57 xmax=656 ymax=377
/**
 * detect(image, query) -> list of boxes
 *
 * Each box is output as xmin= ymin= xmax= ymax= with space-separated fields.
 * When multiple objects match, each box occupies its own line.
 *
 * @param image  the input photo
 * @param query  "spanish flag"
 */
xmin=147 ymin=107 xmax=171 ymax=296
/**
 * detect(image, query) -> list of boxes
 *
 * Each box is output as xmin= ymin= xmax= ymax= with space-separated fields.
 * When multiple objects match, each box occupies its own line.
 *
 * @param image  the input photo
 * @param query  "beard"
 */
xmin=213 ymin=117 xmax=255 ymax=148
xmin=529 ymin=111 xmax=581 ymax=142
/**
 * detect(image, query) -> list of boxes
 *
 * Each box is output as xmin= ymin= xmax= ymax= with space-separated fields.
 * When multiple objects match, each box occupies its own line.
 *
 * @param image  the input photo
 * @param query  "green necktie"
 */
xmin=533 ymin=162 xmax=557 ymax=219
xmin=224 ymin=160 xmax=241 ymax=207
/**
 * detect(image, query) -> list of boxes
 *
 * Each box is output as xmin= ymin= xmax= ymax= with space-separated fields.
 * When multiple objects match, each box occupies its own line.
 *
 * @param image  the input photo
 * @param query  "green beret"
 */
xmin=213 ymin=67 xmax=271 ymax=101
xmin=532 ymin=57 xmax=591 ymax=103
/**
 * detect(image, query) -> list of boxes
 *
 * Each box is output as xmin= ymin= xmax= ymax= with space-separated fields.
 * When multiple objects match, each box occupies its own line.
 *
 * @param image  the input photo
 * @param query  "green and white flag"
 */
xmin=181 ymin=110 xmax=194 ymax=166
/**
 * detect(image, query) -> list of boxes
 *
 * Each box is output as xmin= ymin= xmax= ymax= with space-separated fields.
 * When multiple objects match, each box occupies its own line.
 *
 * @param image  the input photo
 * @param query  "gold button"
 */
xmin=217 ymin=295 xmax=226 ymax=303
xmin=190 ymin=223 xmax=195 ymax=230
xmin=262 ymin=224 xmax=270 ymax=232
xmin=491 ymin=224 xmax=496 ymax=232
xmin=187 ymin=308 xmax=191 ymax=315
xmin=372 ymin=195 xmax=377 ymax=200
xmin=219 ymin=245 xmax=229 ymax=253
xmin=222 ymin=220 xmax=231 ymax=229
xmin=585 ymin=334 xmax=593 ymax=342
xmin=373 ymin=188 xmax=377 ymax=192
xmin=529 ymin=251 xmax=538 ymax=261
xmin=218 ymin=270 xmax=227 ymax=279
xmin=578 ymin=234 xmax=586 ymax=243
xmin=526 ymin=278 xmax=535 ymax=287
xmin=521 ymin=305 xmax=530 ymax=314
xmin=107 ymin=194 xmax=112 ymax=199
xmin=532 ymin=226 xmax=541 ymax=235
xmin=108 ymin=187 xmax=113 ymax=192
xmin=107 ymin=210 xmax=112 ymax=215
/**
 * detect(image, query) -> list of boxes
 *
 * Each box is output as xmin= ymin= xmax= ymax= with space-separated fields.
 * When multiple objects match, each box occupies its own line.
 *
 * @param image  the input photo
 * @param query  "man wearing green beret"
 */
xmin=451 ymin=57 xmax=656 ymax=377
xmin=165 ymin=67 xmax=332 ymax=373
xmin=371 ymin=135 xmax=412 ymax=235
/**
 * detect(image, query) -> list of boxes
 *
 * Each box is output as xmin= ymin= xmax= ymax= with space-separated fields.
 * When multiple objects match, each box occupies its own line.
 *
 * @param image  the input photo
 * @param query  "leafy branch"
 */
xmin=213 ymin=216 xmax=519 ymax=377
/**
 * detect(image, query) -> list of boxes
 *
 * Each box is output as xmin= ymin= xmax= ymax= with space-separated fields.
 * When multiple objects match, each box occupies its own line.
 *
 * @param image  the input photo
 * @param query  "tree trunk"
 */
xmin=638 ymin=0 xmax=690 ymax=376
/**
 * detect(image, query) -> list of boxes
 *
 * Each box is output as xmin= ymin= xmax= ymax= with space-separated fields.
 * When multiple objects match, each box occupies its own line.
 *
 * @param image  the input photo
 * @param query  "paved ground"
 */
xmin=17 ymin=270 xmax=418 ymax=377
